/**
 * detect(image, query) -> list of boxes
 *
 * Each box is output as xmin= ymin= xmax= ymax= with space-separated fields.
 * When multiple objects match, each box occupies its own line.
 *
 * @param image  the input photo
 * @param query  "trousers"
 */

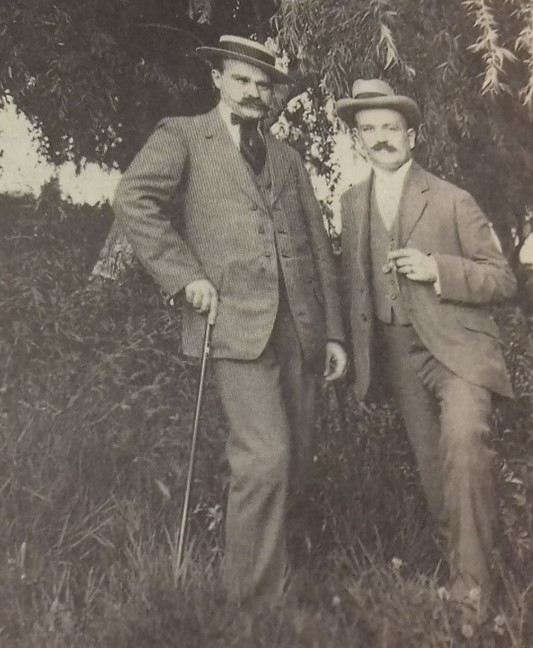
xmin=380 ymin=323 xmax=496 ymax=596
xmin=213 ymin=291 xmax=316 ymax=602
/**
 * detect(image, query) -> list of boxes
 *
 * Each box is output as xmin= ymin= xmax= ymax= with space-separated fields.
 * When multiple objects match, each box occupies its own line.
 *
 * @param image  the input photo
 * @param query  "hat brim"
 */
xmin=336 ymin=96 xmax=421 ymax=129
xmin=197 ymin=47 xmax=291 ymax=84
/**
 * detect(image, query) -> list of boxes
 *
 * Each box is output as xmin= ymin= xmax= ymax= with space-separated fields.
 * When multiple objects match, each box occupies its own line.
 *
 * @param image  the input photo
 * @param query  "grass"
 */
xmin=1 ymin=191 xmax=533 ymax=647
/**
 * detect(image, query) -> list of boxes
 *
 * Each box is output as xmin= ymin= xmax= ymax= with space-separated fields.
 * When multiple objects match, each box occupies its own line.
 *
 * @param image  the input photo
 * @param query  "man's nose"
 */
xmin=246 ymin=83 xmax=260 ymax=98
xmin=376 ymin=136 xmax=391 ymax=146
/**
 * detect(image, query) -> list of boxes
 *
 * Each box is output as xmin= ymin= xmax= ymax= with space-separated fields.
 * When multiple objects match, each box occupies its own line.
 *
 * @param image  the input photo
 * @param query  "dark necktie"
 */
xmin=231 ymin=113 xmax=266 ymax=175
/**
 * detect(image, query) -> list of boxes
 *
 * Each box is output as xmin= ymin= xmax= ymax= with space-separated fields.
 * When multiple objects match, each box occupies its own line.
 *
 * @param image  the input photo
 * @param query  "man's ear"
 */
xmin=407 ymin=128 xmax=416 ymax=150
xmin=211 ymin=68 xmax=222 ymax=90
xmin=351 ymin=128 xmax=369 ymax=162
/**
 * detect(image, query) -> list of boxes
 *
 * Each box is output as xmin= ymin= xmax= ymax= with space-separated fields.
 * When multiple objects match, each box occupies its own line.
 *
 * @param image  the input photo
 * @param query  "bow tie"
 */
xmin=230 ymin=113 xmax=259 ymax=128
xmin=230 ymin=113 xmax=266 ymax=174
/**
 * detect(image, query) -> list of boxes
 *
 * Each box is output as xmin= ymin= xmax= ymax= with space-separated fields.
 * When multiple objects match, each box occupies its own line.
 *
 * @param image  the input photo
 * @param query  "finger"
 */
xmin=192 ymin=290 xmax=204 ymax=310
xmin=396 ymin=265 xmax=412 ymax=274
xmin=388 ymin=248 xmax=413 ymax=259
xmin=393 ymin=257 xmax=414 ymax=268
xmin=325 ymin=363 xmax=343 ymax=382
xmin=199 ymin=289 xmax=212 ymax=313
xmin=186 ymin=287 xmax=199 ymax=307
xmin=324 ymin=349 xmax=347 ymax=382
xmin=323 ymin=351 xmax=333 ymax=378
xmin=208 ymin=290 xmax=218 ymax=325
xmin=337 ymin=351 xmax=348 ymax=378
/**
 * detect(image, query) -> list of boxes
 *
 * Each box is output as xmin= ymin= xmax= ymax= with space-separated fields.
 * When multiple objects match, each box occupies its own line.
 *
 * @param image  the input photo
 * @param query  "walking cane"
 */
xmin=177 ymin=317 xmax=213 ymax=569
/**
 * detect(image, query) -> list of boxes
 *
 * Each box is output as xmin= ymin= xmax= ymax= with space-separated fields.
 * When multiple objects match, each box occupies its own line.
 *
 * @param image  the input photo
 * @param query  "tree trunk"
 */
xmin=90 ymin=220 xmax=134 ymax=281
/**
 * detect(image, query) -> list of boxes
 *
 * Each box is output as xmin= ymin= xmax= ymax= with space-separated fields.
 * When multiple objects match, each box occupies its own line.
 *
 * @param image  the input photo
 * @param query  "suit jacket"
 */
xmin=113 ymin=107 xmax=344 ymax=364
xmin=340 ymin=162 xmax=516 ymax=400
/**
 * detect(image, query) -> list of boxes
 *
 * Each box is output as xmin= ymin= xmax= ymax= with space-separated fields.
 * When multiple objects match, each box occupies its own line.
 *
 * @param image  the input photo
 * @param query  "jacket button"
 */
xmin=265 ymin=251 xmax=271 ymax=258
xmin=391 ymin=294 xmax=397 ymax=301
xmin=251 ymin=203 xmax=258 ymax=211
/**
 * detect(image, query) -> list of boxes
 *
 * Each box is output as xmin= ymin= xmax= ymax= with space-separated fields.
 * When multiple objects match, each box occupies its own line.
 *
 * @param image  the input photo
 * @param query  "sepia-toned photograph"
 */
xmin=1 ymin=1 xmax=533 ymax=646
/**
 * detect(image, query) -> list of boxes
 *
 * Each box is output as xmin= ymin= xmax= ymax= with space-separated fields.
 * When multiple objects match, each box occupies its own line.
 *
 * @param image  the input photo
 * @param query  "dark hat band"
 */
xmin=354 ymin=92 xmax=388 ymax=99
xmin=214 ymin=41 xmax=275 ymax=66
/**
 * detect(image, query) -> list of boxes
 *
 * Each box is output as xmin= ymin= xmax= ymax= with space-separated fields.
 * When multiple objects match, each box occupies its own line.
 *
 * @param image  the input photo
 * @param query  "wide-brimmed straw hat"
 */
xmin=336 ymin=79 xmax=422 ymax=128
xmin=197 ymin=35 xmax=290 ymax=84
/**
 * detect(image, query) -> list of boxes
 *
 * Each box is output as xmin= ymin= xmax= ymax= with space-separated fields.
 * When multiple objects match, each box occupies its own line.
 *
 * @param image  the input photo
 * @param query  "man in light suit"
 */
xmin=113 ymin=35 xmax=347 ymax=604
xmin=336 ymin=79 xmax=516 ymax=615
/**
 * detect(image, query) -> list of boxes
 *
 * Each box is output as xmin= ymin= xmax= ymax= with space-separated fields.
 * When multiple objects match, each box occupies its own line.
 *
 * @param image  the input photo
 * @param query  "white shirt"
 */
xmin=373 ymin=159 xmax=412 ymax=230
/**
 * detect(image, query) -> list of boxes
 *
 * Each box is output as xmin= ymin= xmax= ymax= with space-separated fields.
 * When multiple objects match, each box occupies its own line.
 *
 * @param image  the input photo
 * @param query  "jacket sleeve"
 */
xmin=112 ymin=118 xmax=205 ymax=297
xmin=432 ymin=190 xmax=517 ymax=305
xmin=294 ymin=154 xmax=345 ymax=344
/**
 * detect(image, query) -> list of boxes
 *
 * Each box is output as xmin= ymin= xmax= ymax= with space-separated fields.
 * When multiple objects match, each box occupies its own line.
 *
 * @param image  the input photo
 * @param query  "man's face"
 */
xmin=212 ymin=59 xmax=274 ymax=120
xmin=354 ymin=108 xmax=415 ymax=171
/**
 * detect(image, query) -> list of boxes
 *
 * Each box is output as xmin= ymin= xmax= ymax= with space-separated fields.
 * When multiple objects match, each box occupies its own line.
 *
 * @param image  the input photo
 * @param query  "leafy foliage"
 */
xmin=277 ymin=0 xmax=533 ymax=260
xmin=0 ymin=0 xmax=276 ymax=168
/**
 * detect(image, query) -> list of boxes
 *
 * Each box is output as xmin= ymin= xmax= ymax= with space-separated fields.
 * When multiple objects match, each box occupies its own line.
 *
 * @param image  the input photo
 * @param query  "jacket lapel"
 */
xmin=398 ymin=162 xmax=429 ymax=245
xmin=345 ymin=175 xmax=372 ymax=283
xmin=267 ymin=135 xmax=292 ymax=205
xmin=202 ymin=108 xmax=265 ymax=206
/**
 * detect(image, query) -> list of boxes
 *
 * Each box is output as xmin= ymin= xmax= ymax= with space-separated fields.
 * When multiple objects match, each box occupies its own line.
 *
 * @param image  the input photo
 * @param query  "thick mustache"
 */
xmin=240 ymin=98 xmax=267 ymax=109
xmin=372 ymin=142 xmax=397 ymax=152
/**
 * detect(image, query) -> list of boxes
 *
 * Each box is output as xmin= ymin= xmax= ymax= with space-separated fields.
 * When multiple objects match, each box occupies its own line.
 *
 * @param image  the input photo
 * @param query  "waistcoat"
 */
xmin=370 ymin=186 xmax=410 ymax=325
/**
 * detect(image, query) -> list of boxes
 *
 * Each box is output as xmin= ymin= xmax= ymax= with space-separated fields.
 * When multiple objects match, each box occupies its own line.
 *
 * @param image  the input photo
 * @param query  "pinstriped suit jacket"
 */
xmin=113 ymin=107 xmax=344 ymax=364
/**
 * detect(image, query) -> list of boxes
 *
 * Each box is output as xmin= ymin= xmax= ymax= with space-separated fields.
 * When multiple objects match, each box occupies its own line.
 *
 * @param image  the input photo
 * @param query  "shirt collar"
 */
xmin=373 ymin=158 xmax=413 ymax=186
xmin=218 ymin=101 xmax=238 ymax=131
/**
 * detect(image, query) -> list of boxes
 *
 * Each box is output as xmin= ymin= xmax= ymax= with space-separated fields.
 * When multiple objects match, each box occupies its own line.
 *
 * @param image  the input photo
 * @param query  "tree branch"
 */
xmin=138 ymin=23 xmax=206 ymax=48
xmin=250 ymin=0 xmax=266 ymax=40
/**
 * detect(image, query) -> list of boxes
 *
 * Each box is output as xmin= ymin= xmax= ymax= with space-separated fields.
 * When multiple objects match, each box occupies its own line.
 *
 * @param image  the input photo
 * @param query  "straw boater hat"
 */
xmin=336 ymin=79 xmax=422 ymax=129
xmin=197 ymin=35 xmax=290 ymax=84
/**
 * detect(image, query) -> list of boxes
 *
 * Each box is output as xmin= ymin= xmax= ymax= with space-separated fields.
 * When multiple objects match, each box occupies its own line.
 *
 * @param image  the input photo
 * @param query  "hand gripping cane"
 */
xmin=177 ymin=318 xmax=213 ymax=568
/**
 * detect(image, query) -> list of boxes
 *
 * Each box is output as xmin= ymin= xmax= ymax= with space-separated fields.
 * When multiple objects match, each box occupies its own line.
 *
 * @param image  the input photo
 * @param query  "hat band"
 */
xmin=217 ymin=41 xmax=275 ymax=66
xmin=353 ymin=91 xmax=390 ymax=99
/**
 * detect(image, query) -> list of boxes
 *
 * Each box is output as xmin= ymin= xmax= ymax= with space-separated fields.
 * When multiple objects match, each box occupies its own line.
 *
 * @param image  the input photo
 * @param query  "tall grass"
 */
xmin=1 ymin=193 xmax=533 ymax=646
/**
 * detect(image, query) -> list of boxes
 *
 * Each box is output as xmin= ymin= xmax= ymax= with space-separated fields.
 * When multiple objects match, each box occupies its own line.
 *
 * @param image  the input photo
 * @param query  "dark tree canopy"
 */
xmin=0 ymin=0 xmax=277 ymax=169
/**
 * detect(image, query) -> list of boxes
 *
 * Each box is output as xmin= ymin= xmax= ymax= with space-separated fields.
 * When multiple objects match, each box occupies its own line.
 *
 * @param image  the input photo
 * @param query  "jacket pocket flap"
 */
xmin=461 ymin=314 xmax=500 ymax=338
